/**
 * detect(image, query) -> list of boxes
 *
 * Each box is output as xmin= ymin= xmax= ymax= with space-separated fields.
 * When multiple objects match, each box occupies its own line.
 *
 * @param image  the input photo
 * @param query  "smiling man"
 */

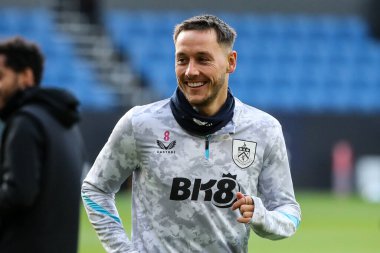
xmin=82 ymin=14 xmax=301 ymax=253
xmin=174 ymin=27 xmax=235 ymax=115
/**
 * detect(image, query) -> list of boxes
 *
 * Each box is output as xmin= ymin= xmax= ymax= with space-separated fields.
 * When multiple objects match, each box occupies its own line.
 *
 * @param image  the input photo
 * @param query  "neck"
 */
xmin=169 ymin=87 xmax=235 ymax=136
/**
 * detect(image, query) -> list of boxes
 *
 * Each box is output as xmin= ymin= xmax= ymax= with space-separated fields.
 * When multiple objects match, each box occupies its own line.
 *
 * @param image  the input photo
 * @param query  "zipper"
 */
xmin=205 ymin=135 xmax=210 ymax=160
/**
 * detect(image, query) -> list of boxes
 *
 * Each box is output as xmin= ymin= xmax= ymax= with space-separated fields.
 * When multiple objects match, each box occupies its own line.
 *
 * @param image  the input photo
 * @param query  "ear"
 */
xmin=226 ymin=50 xmax=237 ymax=73
xmin=19 ymin=68 xmax=35 ymax=88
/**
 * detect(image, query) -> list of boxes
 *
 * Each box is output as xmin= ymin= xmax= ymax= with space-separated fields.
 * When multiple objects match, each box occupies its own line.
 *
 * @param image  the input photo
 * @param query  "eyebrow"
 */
xmin=175 ymin=51 xmax=213 ymax=58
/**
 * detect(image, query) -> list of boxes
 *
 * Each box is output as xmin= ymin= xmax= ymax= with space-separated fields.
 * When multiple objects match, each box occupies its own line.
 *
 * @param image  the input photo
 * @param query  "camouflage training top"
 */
xmin=82 ymin=97 xmax=301 ymax=253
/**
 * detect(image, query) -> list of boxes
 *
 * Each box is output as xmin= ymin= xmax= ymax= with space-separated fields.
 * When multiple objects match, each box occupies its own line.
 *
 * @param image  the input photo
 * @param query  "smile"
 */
xmin=186 ymin=82 xmax=206 ymax=88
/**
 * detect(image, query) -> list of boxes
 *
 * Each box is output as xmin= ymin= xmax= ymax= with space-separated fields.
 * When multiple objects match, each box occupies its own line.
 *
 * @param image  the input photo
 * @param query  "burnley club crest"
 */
xmin=232 ymin=139 xmax=257 ymax=169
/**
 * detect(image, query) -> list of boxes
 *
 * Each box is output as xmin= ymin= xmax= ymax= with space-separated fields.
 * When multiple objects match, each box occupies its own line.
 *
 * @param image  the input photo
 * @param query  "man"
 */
xmin=0 ymin=37 xmax=86 ymax=252
xmin=82 ymin=14 xmax=301 ymax=252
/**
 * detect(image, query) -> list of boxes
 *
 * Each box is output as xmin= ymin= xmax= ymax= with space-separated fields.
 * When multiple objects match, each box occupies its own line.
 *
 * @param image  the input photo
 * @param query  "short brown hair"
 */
xmin=173 ymin=14 xmax=237 ymax=49
xmin=0 ymin=37 xmax=44 ymax=85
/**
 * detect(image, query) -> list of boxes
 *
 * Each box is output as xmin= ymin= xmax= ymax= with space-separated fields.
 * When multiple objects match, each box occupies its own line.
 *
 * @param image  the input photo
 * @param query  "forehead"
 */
xmin=0 ymin=55 xmax=15 ymax=75
xmin=175 ymin=29 xmax=222 ymax=54
xmin=0 ymin=55 xmax=6 ymax=68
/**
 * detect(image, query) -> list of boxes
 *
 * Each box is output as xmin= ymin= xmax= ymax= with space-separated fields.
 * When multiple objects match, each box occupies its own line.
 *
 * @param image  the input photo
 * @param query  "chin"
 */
xmin=187 ymin=96 xmax=209 ymax=107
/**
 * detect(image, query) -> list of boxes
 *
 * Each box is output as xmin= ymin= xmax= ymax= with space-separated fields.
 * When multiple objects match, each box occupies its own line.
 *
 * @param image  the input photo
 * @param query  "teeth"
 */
xmin=187 ymin=82 xmax=204 ymax=87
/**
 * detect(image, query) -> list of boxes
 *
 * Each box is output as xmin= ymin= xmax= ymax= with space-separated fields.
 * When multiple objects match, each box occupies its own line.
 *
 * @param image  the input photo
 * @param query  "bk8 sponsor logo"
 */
xmin=169 ymin=173 xmax=240 ymax=208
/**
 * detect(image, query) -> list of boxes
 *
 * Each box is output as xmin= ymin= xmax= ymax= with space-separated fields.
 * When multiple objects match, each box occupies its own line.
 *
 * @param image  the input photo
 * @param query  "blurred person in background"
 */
xmin=82 ymin=14 xmax=301 ymax=252
xmin=0 ymin=37 xmax=86 ymax=253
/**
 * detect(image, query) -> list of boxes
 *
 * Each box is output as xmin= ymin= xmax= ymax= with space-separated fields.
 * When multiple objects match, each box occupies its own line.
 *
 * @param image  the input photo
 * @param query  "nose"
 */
xmin=185 ymin=60 xmax=199 ymax=78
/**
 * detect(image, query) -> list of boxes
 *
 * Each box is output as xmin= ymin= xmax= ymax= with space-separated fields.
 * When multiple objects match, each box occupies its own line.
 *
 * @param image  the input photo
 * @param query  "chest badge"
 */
xmin=156 ymin=130 xmax=176 ymax=154
xmin=232 ymin=139 xmax=257 ymax=169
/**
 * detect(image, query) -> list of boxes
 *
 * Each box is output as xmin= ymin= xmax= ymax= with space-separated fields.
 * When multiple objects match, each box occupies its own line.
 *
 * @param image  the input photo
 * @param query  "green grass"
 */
xmin=79 ymin=191 xmax=380 ymax=253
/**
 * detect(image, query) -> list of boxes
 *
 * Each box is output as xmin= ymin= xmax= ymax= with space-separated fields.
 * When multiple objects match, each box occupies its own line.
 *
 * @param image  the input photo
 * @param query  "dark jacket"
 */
xmin=0 ymin=87 xmax=86 ymax=253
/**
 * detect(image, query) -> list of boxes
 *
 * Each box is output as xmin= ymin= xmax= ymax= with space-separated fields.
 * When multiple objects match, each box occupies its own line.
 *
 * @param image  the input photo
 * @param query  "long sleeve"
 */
xmin=250 ymin=122 xmax=301 ymax=240
xmin=0 ymin=115 xmax=43 ymax=215
xmin=81 ymin=108 xmax=139 ymax=253
xmin=81 ymin=182 xmax=137 ymax=253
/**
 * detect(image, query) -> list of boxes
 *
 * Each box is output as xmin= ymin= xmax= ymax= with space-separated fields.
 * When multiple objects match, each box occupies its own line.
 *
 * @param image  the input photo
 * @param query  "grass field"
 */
xmin=78 ymin=191 xmax=380 ymax=253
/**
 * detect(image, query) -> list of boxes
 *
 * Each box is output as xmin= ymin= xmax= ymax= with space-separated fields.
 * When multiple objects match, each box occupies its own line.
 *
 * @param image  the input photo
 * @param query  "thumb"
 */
xmin=236 ymin=192 xmax=245 ymax=200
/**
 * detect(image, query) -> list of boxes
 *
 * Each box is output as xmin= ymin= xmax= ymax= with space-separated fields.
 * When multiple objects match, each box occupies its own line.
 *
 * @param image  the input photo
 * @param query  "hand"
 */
xmin=231 ymin=192 xmax=255 ymax=223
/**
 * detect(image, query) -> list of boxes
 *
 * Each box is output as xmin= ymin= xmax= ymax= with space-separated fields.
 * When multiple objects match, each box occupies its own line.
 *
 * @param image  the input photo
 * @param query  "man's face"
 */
xmin=0 ymin=55 xmax=24 ymax=110
xmin=175 ymin=29 xmax=236 ymax=115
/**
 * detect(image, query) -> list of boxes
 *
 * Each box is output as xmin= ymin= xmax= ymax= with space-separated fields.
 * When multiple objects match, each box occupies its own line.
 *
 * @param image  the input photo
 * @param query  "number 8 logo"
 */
xmin=164 ymin=131 xmax=170 ymax=141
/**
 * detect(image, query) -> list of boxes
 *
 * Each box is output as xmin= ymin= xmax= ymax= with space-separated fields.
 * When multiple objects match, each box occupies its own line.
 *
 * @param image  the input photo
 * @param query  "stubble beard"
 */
xmin=179 ymin=73 xmax=226 ymax=108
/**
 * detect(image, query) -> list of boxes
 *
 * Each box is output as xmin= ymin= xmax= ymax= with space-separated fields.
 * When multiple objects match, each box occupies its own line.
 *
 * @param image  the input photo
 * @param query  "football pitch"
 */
xmin=79 ymin=191 xmax=380 ymax=253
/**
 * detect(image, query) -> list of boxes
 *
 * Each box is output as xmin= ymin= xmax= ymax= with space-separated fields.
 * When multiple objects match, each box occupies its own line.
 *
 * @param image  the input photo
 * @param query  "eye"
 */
xmin=176 ymin=57 xmax=187 ymax=65
xmin=198 ymin=56 xmax=210 ymax=63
